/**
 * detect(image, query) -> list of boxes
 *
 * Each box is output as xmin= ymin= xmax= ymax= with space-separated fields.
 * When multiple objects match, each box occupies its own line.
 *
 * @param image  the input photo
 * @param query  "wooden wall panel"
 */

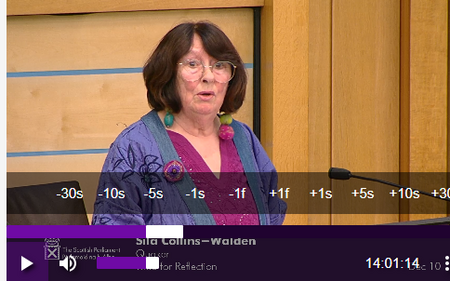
xmin=7 ymin=0 xmax=264 ymax=16
xmin=260 ymin=2 xmax=274 ymax=161
xmin=261 ymin=0 xmax=309 ymax=172
xmin=7 ymin=8 xmax=255 ymax=171
xmin=331 ymin=0 xmax=400 ymax=224
xmin=7 ymin=71 xmax=254 ymax=155
xmin=409 ymin=0 xmax=448 ymax=220
xmin=7 ymin=9 xmax=254 ymax=72
xmin=261 ymin=0 xmax=309 ymax=225
xmin=399 ymin=0 xmax=411 ymax=222
xmin=308 ymin=0 xmax=332 ymax=224
xmin=448 ymin=1 xmax=450 ymax=218
xmin=7 ymin=74 xmax=148 ymax=153
xmin=235 ymin=69 xmax=254 ymax=128
xmin=7 ymin=155 xmax=107 ymax=173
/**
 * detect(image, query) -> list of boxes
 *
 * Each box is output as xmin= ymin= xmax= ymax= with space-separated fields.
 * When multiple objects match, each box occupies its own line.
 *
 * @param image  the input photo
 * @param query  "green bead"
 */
xmin=164 ymin=112 xmax=174 ymax=128
xmin=220 ymin=114 xmax=233 ymax=125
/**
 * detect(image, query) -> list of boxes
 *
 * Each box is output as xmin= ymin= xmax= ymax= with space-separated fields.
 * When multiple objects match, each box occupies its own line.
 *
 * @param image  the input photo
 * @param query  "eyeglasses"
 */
xmin=178 ymin=59 xmax=236 ymax=83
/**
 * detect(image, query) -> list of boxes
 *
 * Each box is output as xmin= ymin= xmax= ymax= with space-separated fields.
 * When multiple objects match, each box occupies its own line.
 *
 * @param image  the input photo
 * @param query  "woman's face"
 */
xmin=176 ymin=34 xmax=228 ymax=117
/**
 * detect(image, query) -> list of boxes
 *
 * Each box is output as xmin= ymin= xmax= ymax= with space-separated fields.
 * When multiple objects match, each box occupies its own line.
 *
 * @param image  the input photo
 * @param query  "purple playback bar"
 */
xmin=7 ymin=225 xmax=183 ymax=239
xmin=97 ymin=257 xmax=160 ymax=270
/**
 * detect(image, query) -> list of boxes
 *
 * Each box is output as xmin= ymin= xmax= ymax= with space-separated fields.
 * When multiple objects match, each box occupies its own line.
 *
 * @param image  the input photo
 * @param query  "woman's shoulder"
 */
xmin=231 ymin=119 xmax=255 ymax=139
xmin=231 ymin=119 xmax=261 ymax=149
xmin=107 ymin=115 xmax=161 ymax=158
xmin=231 ymin=118 xmax=275 ymax=172
xmin=113 ymin=118 xmax=154 ymax=145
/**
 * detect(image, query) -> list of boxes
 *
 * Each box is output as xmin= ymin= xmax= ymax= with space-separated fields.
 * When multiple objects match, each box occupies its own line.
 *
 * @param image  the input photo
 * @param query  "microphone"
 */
xmin=328 ymin=167 xmax=352 ymax=180
xmin=328 ymin=167 xmax=450 ymax=202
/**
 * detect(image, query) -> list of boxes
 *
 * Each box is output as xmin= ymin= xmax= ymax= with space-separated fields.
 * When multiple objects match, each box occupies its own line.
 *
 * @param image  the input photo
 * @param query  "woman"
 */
xmin=92 ymin=22 xmax=286 ymax=225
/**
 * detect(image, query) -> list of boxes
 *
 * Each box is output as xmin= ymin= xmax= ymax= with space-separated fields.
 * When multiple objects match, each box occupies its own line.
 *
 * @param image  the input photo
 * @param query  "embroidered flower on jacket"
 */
xmin=112 ymin=145 xmax=162 ymax=190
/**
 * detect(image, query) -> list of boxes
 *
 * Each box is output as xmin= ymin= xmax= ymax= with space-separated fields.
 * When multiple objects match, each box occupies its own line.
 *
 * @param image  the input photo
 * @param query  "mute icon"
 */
xmin=59 ymin=255 xmax=77 ymax=272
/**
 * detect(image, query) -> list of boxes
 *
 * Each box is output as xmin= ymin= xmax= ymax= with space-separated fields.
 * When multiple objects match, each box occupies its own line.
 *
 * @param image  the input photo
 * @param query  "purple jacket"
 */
xmin=92 ymin=111 xmax=287 ymax=225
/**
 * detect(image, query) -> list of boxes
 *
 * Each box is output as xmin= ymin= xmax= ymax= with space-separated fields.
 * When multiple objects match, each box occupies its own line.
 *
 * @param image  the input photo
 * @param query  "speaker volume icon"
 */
xmin=59 ymin=255 xmax=77 ymax=272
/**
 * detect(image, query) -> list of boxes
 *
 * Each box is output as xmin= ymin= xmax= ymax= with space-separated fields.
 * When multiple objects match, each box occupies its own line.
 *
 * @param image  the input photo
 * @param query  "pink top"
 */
xmin=167 ymin=130 xmax=259 ymax=225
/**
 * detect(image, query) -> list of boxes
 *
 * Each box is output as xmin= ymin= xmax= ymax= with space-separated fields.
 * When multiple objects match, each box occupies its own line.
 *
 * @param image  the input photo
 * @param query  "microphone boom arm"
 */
xmin=328 ymin=167 xmax=450 ymax=202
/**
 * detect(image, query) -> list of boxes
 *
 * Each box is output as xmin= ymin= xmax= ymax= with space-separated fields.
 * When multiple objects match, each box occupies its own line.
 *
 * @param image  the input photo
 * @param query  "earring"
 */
xmin=164 ymin=109 xmax=174 ymax=128
xmin=219 ymin=113 xmax=234 ymax=140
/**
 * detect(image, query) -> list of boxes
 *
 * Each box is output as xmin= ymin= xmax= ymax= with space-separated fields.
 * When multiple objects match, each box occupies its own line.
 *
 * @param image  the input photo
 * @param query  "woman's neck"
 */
xmin=159 ymin=110 xmax=219 ymax=138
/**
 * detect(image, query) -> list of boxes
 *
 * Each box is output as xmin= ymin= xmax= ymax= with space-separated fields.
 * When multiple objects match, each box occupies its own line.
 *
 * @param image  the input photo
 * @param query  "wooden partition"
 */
xmin=408 ymin=0 xmax=448 ymax=220
xmin=262 ymin=0 xmax=449 ymax=224
xmin=7 ymin=4 xmax=257 ymax=222
xmin=7 ymin=9 xmax=255 ymax=170
xmin=7 ymin=0 xmax=449 ymax=224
